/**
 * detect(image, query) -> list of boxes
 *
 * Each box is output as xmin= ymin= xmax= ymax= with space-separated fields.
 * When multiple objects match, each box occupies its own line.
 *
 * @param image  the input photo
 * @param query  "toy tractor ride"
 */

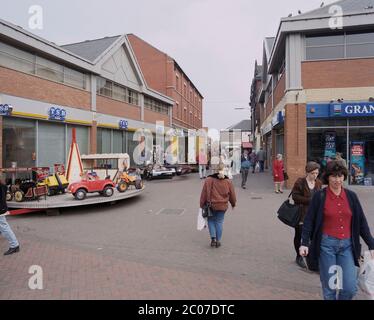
xmin=117 ymin=168 xmax=143 ymax=192
xmin=38 ymin=165 xmax=69 ymax=196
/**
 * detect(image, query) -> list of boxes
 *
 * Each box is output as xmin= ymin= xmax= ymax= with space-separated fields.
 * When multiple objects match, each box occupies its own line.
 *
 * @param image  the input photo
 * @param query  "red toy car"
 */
xmin=67 ymin=172 xmax=115 ymax=200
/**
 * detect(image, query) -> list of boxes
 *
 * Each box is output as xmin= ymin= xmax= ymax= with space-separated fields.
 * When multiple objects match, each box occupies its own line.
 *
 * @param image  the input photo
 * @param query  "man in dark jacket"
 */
xmin=0 ymin=180 xmax=20 ymax=255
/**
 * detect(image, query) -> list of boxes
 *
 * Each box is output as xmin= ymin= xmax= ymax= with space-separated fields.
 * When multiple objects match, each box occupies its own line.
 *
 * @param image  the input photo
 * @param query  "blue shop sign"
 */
xmin=49 ymin=107 xmax=66 ymax=121
xmin=307 ymin=102 xmax=374 ymax=118
xmin=119 ymin=119 xmax=128 ymax=129
xmin=0 ymin=104 xmax=13 ymax=116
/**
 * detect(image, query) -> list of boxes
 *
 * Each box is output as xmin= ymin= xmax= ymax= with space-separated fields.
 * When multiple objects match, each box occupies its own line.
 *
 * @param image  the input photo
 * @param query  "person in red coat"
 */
xmin=273 ymin=154 xmax=285 ymax=193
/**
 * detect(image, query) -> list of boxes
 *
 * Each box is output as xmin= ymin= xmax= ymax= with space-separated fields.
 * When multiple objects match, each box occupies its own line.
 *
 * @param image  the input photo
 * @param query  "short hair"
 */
xmin=305 ymin=161 xmax=320 ymax=173
xmin=322 ymin=160 xmax=348 ymax=184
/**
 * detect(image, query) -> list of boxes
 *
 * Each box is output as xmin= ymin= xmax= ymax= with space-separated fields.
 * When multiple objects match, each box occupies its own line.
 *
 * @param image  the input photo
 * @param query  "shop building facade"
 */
xmin=127 ymin=34 xmax=204 ymax=163
xmin=250 ymin=0 xmax=374 ymax=186
xmin=0 ymin=19 xmax=174 ymax=171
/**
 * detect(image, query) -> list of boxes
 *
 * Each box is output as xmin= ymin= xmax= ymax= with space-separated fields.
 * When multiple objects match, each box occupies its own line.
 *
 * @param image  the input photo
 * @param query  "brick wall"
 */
xmin=302 ymin=58 xmax=374 ymax=89
xmin=96 ymin=96 xmax=141 ymax=120
xmin=284 ymin=103 xmax=307 ymax=188
xmin=0 ymin=66 xmax=91 ymax=110
xmin=127 ymin=34 xmax=168 ymax=96
xmin=144 ymin=109 xmax=170 ymax=127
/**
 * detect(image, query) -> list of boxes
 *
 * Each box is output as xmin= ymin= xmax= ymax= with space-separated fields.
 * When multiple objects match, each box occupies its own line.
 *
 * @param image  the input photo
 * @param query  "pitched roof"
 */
xmin=284 ymin=0 xmax=374 ymax=21
xmin=61 ymin=35 xmax=121 ymax=62
xmin=226 ymin=120 xmax=251 ymax=131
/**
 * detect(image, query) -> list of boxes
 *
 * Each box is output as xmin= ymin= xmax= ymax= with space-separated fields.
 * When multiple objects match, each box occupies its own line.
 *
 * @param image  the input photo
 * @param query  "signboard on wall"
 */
xmin=48 ymin=107 xmax=66 ymax=121
xmin=350 ymin=141 xmax=365 ymax=185
xmin=0 ymin=104 xmax=13 ymax=116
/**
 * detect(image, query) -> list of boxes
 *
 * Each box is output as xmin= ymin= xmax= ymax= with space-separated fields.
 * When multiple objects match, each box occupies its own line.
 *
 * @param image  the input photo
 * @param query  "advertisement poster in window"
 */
xmin=350 ymin=141 xmax=365 ymax=185
xmin=323 ymin=132 xmax=336 ymax=166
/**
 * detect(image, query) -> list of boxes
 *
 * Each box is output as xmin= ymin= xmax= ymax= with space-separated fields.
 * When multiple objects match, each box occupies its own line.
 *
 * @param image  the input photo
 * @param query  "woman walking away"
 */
xmin=299 ymin=160 xmax=374 ymax=300
xmin=291 ymin=161 xmax=322 ymax=269
xmin=273 ymin=154 xmax=285 ymax=193
xmin=200 ymin=163 xmax=236 ymax=248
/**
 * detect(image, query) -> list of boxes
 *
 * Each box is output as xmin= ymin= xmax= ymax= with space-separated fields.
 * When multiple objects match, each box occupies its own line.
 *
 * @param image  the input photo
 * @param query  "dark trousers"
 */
xmin=259 ymin=161 xmax=265 ymax=172
xmin=294 ymin=224 xmax=303 ymax=257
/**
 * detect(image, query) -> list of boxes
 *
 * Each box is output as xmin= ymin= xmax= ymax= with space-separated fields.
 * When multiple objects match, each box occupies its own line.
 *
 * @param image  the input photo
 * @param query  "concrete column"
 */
xmin=90 ymin=121 xmax=97 ymax=154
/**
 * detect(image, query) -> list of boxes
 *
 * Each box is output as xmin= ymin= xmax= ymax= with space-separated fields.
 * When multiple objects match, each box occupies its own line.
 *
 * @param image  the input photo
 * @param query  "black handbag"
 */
xmin=277 ymin=191 xmax=301 ymax=227
xmin=283 ymin=170 xmax=289 ymax=181
xmin=202 ymin=180 xmax=214 ymax=218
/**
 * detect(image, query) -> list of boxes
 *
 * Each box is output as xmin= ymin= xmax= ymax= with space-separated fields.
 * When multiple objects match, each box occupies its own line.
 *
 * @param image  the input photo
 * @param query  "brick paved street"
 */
xmin=1 ymin=171 xmax=373 ymax=300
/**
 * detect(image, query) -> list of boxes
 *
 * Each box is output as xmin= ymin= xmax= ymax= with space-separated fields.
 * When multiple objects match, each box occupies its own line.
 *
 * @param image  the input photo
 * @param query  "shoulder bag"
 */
xmin=277 ymin=191 xmax=301 ymax=227
xmin=202 ymin=180 xmax=214 ymax=218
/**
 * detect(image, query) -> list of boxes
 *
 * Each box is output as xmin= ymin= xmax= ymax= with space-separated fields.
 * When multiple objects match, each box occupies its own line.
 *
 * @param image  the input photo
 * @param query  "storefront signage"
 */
xmin=308 ymin=102 xmax=374 ymax=118
xmin=49 ymin=107 xmax=66 ymax=121
xmin=119 ymin=119 xmax=128 ymax=129
xmin=331 ymin=103 xmax=374 ymax=117
xmin=350 ymin=142 xmax=365 ymax=185
xmin=261 ymin=123 xmax=272 ymax=136
xmin=0 ymin=104 xmax=13 ymax=116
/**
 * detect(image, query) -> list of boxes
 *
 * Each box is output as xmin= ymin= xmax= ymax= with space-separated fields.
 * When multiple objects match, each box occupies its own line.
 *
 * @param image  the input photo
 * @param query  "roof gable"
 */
xmin=61 ymin=35 xmax=121 ymax=62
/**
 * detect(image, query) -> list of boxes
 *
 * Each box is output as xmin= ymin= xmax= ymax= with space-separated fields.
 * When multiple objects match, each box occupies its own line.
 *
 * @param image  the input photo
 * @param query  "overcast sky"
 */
xmin=1 ymin=0 xmax=336 ymax=130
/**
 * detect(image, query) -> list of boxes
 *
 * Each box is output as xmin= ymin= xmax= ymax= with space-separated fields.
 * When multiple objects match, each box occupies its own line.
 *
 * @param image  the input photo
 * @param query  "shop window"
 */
xmin=2 ymin=117 xmax=36 ymax=169
xmin=38 ymin=121 xmax=66 ymax=170
xmin=36 ymin=56 xmax=64 ymax=83
xmin=67 ymin=125 xmax=89 ymax=156
xmin=113 ymin=130 xmax=123 ymax=153
xmin=0 ymin=42 xmax=35 ymax=74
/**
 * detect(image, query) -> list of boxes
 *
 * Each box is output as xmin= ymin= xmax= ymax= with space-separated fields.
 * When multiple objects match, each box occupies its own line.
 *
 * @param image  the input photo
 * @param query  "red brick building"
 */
xmin=0 ymin=19 xmax=174 ymax=170
xmin=128 ymin=34 xmax=204 ymax=133
xmin=250 ymin=0 xmax=374 ymax=187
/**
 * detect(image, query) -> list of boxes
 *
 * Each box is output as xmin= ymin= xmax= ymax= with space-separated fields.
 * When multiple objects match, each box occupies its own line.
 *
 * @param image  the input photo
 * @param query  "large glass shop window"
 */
xmin=38 ymin=121 xmax=66 ymax=170
xmin=349 ymin=128 xmax=374 ymax=186
xmin=66 ymin=125 xmax=89 ymax=156
xmin=97 ymin=128 xmax=112 ymax=154
xmin=2 ymin=117 xmax=36 ymax=168
xmin=307 ymin=128 xmax=347 ymax=177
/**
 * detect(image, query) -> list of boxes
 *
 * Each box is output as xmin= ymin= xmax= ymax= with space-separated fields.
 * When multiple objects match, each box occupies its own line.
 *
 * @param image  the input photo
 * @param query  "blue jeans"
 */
xmin=319 ymin=234 xmax=358 ymax=300
xmin=199 ymin=165 xmax=207 ymax=178
xmin=0 ymin=215 xmax=19 ymax=248
xmin=207 ymin=211 xmax=225 ymax=241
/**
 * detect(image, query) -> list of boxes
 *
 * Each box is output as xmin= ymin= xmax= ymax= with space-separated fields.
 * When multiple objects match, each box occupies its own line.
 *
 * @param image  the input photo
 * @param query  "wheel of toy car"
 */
xmin=74 ymin=188 xmax=87 ymax=200
xmin=6 ymin=191 xmax=13 ymax=201
xmin=117 ymin=181 xmax=128 ymax=193
xmin=135 ymin=180 xmax=143 ymax=189
xmin=14 ymin=190 xmax=24 ymax=202
xmin=103 ymin=186 xmax=114 ymax=197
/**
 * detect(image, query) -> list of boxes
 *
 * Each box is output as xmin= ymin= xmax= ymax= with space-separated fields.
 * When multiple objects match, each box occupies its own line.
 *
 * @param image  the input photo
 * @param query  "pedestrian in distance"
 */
xmin=249 ymin=150 xmax=257 ymax=174
xmin=0 ymin=179 xmax=20 ymax=255
xmin=256 ymin=147 xmax=266 ymax=173
xmin=240 ymin=150 xmax=251 ymax=189
xmin=291 ymin=161 xmax=322 ymax=269
xmin=199 ymin=163 xmax=237 ymax=248
xmin=273 ymin=154 xmax=285 ymax=193
xmin=299 ymin=160 xmax=374 ymax=300
xmin=197 ymin=148 xmax=207 ymax=179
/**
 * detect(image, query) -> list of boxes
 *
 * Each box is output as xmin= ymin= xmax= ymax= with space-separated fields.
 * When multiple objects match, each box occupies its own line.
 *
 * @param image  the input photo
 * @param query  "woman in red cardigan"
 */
xmin=273 ymin=154 xmax=285 ymax=193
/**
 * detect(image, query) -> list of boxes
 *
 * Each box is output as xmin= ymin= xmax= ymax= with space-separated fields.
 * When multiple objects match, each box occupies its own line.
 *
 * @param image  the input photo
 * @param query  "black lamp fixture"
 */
xmin=369 ymin=97 xmax=374 ymax=102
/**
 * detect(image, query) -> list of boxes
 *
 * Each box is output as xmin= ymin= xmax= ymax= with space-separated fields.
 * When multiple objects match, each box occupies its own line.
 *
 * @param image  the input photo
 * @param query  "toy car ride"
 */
xmin=67 ymin=172 xmax=115 ymax=200
xmin=117 ymin=168 xmax=143 ymax=192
